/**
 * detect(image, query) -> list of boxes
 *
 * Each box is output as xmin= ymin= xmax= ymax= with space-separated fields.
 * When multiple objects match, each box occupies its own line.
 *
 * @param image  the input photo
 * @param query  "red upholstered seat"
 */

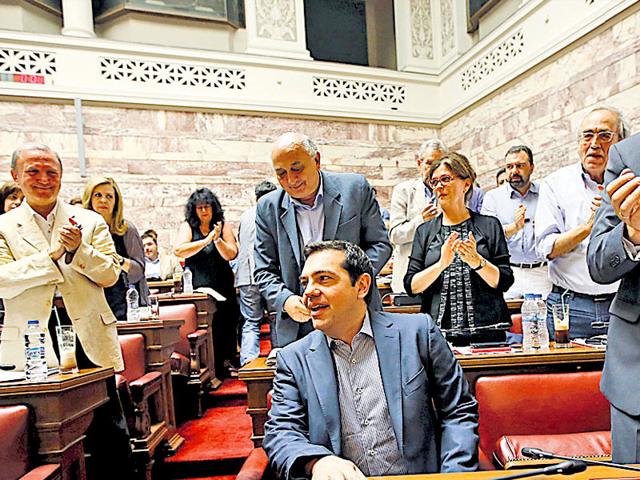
xmin=160 ymin=303 xmax=212 ymax=418
xmin=119 ymin=333 xmax=146 ymax=383
xmin=0 ymin=405 xmax=61 ymax=480
xmin=510 ymin=314 xmax=522 ymax=335
xmin=237 ymin=448 xmax=270 ymax=480
xmin=476 ymin=370 xmax=610 ymax=470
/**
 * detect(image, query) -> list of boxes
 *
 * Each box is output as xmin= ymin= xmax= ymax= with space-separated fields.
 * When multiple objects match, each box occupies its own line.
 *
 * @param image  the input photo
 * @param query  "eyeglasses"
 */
xmin=429 ymin=175 xmax=457 ymax=189
xmin=580 ymin=130 xmax=616 ymax=143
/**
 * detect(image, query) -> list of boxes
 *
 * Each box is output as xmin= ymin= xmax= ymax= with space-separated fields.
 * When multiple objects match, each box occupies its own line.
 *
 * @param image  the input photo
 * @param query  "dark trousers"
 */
xmin=48 ymin=306 xmax=136 ymax=479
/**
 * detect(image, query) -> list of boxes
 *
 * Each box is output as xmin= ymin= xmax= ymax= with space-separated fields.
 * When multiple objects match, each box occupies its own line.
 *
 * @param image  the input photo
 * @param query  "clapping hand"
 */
xmin=439 ymin=232 xmax=458 ymax=269
xmin=607 ymin=168 xmax=640 ymax=231
xmin=421 ymin=202 xmax=440 ymax=222
xmin=453 ymin=232 xmax=482 ymax=268
xmin=514 ymin=204 xmax=526 ymax=230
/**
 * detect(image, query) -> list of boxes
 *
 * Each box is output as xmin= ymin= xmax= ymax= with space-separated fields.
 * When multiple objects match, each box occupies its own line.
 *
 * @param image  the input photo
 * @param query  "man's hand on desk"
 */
xmin=310 ymin=455 xmax=367 ymax=480
xmin=284 ymin=295 xmax=312 ymax=323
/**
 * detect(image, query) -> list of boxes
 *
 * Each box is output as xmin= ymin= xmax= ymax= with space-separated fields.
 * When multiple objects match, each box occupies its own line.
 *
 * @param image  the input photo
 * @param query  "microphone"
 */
xmin=522 ymin=446 xmax=640 ymax=472
xmin=441 ymin=322 xmax=512 ymax=335
xmin=490 ymin=460 xmax=587 ymax=480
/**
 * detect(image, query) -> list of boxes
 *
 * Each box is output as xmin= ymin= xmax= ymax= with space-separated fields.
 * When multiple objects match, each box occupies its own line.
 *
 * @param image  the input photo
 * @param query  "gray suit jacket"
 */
xmin=588 ymin=132 xmax=640 ymax=416
xmin=263 ymin=311 xmax=479 ymax=479
xmin=254 ymin=171 xmax=392 ymax=347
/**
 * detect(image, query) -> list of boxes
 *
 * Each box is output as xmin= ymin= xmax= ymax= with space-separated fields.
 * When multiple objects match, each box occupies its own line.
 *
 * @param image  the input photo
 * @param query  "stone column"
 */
xmin=61 ymin=0 xmax=95 ymax=38
xmin=394 ymin=0 xmax=437 ymax=73
xmin=244 ymin=0 xmax=312 ymax=60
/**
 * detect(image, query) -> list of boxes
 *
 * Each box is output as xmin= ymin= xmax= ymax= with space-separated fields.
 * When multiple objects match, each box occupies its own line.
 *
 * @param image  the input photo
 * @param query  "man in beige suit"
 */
xmin=389 ymin=140 xmax=446 ymax=292
xmin=0 ymin=143 xmax=123 ymax=372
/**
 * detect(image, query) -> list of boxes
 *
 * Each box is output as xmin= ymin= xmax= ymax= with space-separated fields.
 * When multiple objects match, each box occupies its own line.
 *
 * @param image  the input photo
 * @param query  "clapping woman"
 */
xmin=404 ymin=153 xmax=514 ymax=345
xmin=82 ymin=177 xmax=149 ymax=319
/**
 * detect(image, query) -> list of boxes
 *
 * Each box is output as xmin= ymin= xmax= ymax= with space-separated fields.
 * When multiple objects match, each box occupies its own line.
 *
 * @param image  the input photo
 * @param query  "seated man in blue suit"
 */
xmin=255 ymin=132 xmax=392 ymax=348
xmin=263 ymin=240 xmax=478 ymax=479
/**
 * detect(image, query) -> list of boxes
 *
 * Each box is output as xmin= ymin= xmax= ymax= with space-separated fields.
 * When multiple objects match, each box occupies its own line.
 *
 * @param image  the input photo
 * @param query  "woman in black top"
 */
xmin=175 ymin=188 xmax=239 ymax=376
xmin=82 ymin=177 xmax=149 ymax=320
xmin=404 ymin=152 xmax=514 ymax=345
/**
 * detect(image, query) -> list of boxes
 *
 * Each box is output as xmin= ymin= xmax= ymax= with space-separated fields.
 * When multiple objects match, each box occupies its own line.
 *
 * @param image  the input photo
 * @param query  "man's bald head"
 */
xmin=271 ymin=132 xmax=321 ymax=206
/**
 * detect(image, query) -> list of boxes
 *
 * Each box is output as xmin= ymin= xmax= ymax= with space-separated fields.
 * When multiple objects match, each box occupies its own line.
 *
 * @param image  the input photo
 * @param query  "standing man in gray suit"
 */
xmin=588 ymin=131 xmax=640 ymax=464
xmin=254 ymin=132 xmax=392 ymax=348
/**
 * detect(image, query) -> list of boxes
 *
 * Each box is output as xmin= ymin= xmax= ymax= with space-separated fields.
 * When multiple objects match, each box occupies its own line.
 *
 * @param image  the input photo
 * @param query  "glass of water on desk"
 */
xmin=149 ymin=295 xmax=160 ymax=319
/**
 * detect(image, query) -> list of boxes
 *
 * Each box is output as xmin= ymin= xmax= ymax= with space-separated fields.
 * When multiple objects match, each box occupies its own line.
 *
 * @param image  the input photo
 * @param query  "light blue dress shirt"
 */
xmin=481 ymin=182 xmax=543 ymax=264
xmin=291 ymin=176 xmax=325 ymax=248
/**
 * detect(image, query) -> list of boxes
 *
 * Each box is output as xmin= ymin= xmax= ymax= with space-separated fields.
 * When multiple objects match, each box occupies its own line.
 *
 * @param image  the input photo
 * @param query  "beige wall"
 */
xmin=441 ymin=7 xmax=640 ymax=189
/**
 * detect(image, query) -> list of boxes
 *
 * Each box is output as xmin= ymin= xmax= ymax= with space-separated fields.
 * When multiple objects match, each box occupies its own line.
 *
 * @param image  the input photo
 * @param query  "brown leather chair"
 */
xmin=476 ymin=370 xmax=611 ymax=470
xmin=236 ymin=391 xmax=273 ymax=480
xmin=0 ymin=405 xmax=61 ymax=480
xmin=160 ymin=303 xmax=212 ymax=418
xmin=117 ymin=334 xmax=165 ymax=480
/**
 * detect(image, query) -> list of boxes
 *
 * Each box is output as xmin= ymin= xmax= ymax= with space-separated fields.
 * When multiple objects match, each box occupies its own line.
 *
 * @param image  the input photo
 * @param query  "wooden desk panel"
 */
xmin=239 ymin=345 xmax=605 ymax=447
xmin=0 ymin=367 xmax=112 ymax=480
xmin=117 ymin=319 xmax=184 ymax=453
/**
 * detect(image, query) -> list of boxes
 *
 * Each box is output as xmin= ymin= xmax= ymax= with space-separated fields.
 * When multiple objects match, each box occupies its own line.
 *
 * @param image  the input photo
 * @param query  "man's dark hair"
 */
xmin=185 ymin=188 xmax=225 ymax=229
xmin=495 ymin=167 xmax=506 ymax=184
xmin=505 ymin=145 xmax=534 ymax=164
xmin=303 ymin=240 xmax=374 ymax=304
xmin=255 ymin=181 xmax=277 ymax=201
xmin=143 ymin=229 xmax=158 ymax=241
xmin=141 ymin=232 xmax=157 ymax=245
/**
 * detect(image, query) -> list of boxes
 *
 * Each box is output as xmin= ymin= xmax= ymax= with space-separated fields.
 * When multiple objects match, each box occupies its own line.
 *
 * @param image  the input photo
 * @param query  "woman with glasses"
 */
xmin=404 ymin=152 xmax=514 ymax=345
xmin=82 ymin=177 xmax=149 ymax=320
xmin=175 ymin=188 xmax=240 ymax=377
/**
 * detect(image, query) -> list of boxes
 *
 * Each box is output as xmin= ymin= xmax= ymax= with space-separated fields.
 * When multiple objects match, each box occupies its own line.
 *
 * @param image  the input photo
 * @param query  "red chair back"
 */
xmin=159 ymin=303 xmax=199 ymax=357
xmin=0 ymin=405 xmax=31 ymax=479
xmin=476 ymin=371 xmax=609 ymax=469
xmin=118 ymin=334 xmax=146 ymax=383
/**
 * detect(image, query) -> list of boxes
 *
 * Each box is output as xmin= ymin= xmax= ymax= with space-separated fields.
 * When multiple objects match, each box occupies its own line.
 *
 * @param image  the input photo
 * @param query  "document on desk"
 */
xmin=0 ymin=370 xmax=25 ymax=382
xmin=194 ymin=287 xmax=227 ymax=302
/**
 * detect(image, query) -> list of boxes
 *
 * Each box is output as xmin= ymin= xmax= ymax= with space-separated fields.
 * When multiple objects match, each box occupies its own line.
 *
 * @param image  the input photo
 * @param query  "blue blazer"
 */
xmin=588 ymin=133 xmax=640 ymax=417
xmin=263 ymin=311 xmax=479 ymax=479
xmin=254 ymin=171 xmax=392 ymax=347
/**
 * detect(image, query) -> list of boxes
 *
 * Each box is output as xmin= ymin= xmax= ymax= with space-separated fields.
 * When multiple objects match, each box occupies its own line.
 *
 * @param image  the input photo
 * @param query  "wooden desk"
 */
xmin=117 ymin=319 xmax=184 ymax=453
xmin=147 ymin=280 xmax=174 ymax=294
xmin=372 ymin=465 xmax=640 ymax=479
xmin=0 ymin=367 xmax=112 ymax=480
xmin=384 ymin=299 xmax=524 ymax=316
xmin=239 ymin=344 xmax=605 ymax=447
xmin=157 ymin=292 xmax=220 ymax=388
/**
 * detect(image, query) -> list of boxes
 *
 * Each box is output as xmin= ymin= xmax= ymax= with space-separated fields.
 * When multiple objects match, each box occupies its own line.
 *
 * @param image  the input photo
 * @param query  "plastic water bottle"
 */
xmin=535 ymin=294 xmax=550 ymax=350
xmin=183 ymin=267 xmax=193 ymax=294
xmin=24 ymin=320 xmax=47 ymax=382
xmin=521 ymin=294 xmax=540 ymax=351
xmin=126 ymin=284 xmax=140 ymax=322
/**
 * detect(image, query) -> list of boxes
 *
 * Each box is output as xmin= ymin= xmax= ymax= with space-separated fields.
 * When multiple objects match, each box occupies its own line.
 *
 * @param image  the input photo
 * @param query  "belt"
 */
xmin=510 ymin=261 xmax=547 ymax=269
xmin=52 ymin=297 xmax=65 ymax=309
xmin=551 ymin=285 xmax=615 ymax=302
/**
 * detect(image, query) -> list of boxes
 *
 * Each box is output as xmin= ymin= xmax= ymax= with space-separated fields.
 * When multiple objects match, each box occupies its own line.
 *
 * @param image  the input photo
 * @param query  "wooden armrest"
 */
xmin=129 ymin=371 xmax=163 ymax=403
xmin=19 ymin=463 xmax=61 ymax=480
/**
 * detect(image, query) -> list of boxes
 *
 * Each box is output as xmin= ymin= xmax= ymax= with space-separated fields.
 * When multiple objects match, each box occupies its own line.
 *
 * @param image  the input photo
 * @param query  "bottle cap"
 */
xmin=128 ymin=284 xmax=135 ymax=288
xmin=27 ymin=319 xmax=39 ymax=325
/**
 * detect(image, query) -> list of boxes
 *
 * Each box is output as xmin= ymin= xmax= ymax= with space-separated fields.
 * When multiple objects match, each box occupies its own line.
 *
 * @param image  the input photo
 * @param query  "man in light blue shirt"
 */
xmin=481 ymin=145 xmax=550 ymax=298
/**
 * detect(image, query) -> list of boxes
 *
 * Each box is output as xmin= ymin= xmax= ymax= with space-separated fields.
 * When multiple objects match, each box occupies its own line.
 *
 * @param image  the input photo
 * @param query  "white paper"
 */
xmin=194 ymin=287 xmax=227 ymax=302
xmin=0 ymin=370 xmax=25 ymax=382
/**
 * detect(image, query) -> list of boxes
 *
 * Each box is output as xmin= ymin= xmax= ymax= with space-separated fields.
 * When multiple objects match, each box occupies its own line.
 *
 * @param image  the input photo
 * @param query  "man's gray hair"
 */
xmin=11 ymin=143 xmax=62 ymax=171
xmin=580 ymin=106 xmax=631 ymax=140
xmin=274 ymin=132 xmax=319 ymax=159
xmin=417 ymin=139 xmax=448 ymax=159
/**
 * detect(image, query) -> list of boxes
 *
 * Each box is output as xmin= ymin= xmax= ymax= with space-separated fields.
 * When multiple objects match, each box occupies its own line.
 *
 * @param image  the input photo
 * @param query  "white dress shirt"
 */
xmin=535 ymin=162 xmax=618 ymax=294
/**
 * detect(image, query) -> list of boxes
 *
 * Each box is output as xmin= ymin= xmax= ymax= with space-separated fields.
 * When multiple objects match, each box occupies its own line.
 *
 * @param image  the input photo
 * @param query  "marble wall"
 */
xmin=1 ymin=7 xmax=638 ymax=248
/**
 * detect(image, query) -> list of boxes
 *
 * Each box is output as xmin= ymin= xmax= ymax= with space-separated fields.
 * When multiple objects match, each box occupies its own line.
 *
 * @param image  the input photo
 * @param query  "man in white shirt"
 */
xmin=482 ymin=145 xmax=550 ymax=298
xmin=535 ymin=107 xmax=629 ymax=339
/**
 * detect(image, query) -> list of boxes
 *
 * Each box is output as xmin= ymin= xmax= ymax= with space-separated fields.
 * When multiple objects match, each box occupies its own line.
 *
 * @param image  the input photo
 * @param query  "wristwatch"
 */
xmin=472 ymin=257 xmax=487 ymax=271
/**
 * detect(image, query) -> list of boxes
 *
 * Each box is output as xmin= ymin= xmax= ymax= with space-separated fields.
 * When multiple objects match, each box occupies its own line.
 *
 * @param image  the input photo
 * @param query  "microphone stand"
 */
xmin=490 ymin=460 xmax=587 ymax=480
xmin=522 ymin=447 xmax=640 ymax=473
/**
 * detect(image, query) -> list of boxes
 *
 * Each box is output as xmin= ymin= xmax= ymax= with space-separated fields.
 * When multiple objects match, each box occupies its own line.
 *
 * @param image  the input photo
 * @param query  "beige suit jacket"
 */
xmin=389 ymin=178 xmax=429 ymax=293
xmin=0 ymin=202 xmax=124 ymax=371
